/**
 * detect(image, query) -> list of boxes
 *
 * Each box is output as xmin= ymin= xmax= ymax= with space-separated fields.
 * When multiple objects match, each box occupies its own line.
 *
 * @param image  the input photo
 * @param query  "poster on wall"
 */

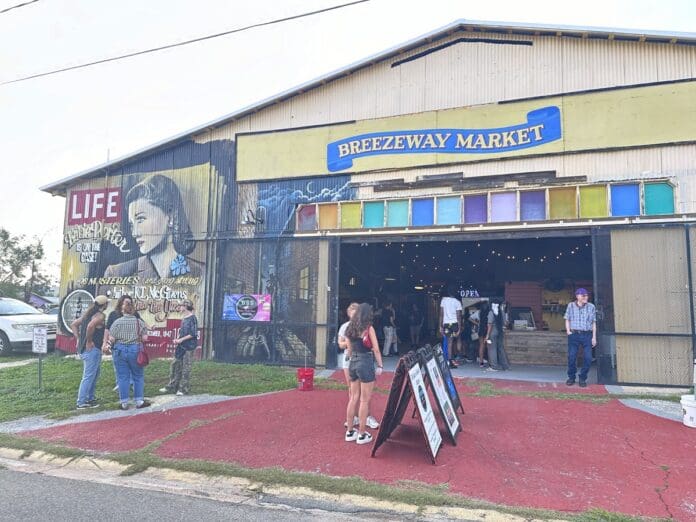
xmin=222 ymin=294 xmax=272 ymax=321
xmin=58 ymin=164 xmax=210 ymax=356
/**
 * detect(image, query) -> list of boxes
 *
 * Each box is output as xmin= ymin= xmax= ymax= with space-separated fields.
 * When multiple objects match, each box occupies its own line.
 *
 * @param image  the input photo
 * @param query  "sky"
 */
xmin=1 ymin=0 xmax=695 ymax=283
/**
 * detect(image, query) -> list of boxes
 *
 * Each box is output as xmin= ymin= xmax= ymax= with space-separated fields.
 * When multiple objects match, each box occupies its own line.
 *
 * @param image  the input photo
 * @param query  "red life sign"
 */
xmin=68 ymin=188 xmax=122 ymax=225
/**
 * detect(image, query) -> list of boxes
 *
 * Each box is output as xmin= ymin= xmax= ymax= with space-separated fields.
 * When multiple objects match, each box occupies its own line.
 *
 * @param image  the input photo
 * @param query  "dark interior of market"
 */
xmin=338 ymin=235 xmax=593 ymax=347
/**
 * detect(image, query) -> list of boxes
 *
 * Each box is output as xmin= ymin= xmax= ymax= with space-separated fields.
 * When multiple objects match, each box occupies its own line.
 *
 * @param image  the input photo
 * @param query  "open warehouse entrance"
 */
xmin=338 ymin=232 xmax=593 ymax=366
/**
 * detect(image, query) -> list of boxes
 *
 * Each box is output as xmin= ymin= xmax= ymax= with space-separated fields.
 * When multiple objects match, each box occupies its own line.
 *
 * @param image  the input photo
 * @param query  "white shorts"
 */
xmin=338 ymin=351 xmax=350 ymax=369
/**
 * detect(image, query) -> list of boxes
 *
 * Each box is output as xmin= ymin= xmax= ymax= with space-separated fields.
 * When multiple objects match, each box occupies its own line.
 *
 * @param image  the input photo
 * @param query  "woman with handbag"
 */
xmin=105 ymin=299 xmax=151 ymax=410
xmin=343 ymin=303 xmax=384 ymax=445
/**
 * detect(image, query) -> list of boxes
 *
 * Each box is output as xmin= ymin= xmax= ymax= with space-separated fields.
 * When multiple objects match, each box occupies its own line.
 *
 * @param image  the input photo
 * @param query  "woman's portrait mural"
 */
xmin=58 ymin=139 xmax=234 ymax=356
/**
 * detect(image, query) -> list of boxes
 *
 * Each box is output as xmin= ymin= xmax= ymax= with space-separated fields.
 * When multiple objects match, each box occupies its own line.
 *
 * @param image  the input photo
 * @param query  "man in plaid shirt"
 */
xmin=564 ymin=288 xmax=597 ymax=388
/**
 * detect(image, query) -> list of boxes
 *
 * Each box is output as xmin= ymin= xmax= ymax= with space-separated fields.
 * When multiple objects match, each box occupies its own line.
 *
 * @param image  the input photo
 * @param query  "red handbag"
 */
xmin=361 ymin=329 xmax=372 ymax=348
xmin=136 ymin=320 xmax=149 ymax=367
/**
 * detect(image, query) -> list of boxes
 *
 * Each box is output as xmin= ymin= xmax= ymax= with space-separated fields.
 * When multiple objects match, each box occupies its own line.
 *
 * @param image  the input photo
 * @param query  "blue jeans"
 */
xmin=567 ymin=332 xmax=592 ymax=381
xmin=77 ymin=348 xmax=102 ymax=406
xmin=113 ymin=343 xmax=145 ymax=405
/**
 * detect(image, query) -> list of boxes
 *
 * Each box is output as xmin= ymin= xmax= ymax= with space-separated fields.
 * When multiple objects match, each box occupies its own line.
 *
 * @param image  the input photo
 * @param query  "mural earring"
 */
xmin=170 ymin=254 xmax=191 ymax=277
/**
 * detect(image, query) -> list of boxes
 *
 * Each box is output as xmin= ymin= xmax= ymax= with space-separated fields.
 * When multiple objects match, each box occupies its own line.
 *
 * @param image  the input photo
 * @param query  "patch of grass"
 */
xmin=0 ymin=433 xmax=87 ymax=459
xmin=0 ymin=356 xmax=298 ymax=423
xmin=461 ymin=379 xmax=682 ymax=405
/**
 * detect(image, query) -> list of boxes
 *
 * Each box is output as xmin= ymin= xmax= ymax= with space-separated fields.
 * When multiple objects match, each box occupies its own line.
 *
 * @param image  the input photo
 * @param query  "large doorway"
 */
xmin=338 ymin=233 xmax=593 ymax=366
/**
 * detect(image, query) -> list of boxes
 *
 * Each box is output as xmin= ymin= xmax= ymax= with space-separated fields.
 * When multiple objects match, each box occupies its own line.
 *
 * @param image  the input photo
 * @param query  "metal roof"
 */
xmin=41 ymin=18 xmax=696 ymax=195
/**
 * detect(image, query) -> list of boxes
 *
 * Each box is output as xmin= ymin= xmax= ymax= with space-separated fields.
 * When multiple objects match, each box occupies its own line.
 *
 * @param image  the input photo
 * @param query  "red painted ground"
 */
xmin=22 ymin=374 xmax=696 ymax=520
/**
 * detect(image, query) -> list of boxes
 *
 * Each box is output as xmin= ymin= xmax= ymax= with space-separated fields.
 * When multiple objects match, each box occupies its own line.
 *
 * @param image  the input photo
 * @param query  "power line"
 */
xmin=1 ymin=0 xmax=370 ymax=86
xmin=0 ymin=0 xmax=39 ymax=15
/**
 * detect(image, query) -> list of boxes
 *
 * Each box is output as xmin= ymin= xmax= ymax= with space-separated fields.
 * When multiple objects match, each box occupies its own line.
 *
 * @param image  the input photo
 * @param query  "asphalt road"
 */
xmin=0 ymin=469 xmax=371 ymax=521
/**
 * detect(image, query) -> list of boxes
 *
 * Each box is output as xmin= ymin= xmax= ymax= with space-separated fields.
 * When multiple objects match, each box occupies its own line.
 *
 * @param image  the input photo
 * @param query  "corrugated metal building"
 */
xmin=43 ymin=20 xmax=696 ymax=386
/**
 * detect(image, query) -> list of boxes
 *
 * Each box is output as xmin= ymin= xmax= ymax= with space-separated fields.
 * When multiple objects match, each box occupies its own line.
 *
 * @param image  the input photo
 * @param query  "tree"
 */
xmin=0 ymin=228 xmax=48 ymax=300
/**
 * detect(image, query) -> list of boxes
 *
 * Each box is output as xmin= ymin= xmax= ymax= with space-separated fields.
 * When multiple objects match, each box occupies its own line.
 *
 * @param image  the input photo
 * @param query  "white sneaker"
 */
xmin=175 ymin=391 xmax=184 ymax=396
xmin=343 ymin=416 xmax=360 ymax=428
xmin=366 ymin=416 xmax=380 ymax=429
xmin=345 ymin=429 xmax=358 ymax=442
xmin=159 ymin=387 xmax=169 ymax=393
xmin=356 ymin=432 xmax=373 ymax=445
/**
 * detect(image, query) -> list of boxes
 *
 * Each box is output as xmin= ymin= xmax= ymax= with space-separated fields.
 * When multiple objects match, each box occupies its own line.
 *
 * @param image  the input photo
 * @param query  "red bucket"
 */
xmin=297 ymin=368 xmax=314 ymax=391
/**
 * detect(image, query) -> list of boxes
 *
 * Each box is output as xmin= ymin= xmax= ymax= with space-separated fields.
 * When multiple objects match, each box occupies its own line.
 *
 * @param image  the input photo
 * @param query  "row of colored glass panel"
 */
xmin=296 ymin=182 xmax=675 ymax=230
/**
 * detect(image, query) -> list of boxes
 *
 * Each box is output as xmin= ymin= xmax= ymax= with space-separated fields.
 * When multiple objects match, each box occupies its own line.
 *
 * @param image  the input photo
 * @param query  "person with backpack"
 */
xmin=71 ymin=295 xmax=108 ymax=409
xmin=160 ymin=300 xmax=199 ymax=396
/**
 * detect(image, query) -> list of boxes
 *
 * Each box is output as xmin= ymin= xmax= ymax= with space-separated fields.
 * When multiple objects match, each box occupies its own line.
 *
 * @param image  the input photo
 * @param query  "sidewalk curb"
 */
xmin=0 ymin=447 xmax=568 ymax=521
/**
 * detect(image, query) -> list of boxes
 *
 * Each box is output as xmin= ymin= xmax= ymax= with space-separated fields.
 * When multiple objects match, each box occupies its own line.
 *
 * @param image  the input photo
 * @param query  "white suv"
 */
xmin=0 ymin=297 xmax=57 ymax=355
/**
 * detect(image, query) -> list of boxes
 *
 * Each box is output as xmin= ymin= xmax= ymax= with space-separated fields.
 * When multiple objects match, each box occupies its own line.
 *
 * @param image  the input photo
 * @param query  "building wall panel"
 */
xmin=611 ymin=227 xmax=690 ymax=335
xmin=616 ymin=335 xmax=693 ymax=385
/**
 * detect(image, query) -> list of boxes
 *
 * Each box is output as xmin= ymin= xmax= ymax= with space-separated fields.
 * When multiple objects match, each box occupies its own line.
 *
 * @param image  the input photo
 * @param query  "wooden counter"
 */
xmin=504 ymin=331 xmax=567 ymax=366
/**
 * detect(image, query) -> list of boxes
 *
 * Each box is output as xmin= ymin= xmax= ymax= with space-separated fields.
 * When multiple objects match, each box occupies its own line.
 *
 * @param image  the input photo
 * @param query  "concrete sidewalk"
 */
xmin=10 ymin=371 xmax=696 ymax=520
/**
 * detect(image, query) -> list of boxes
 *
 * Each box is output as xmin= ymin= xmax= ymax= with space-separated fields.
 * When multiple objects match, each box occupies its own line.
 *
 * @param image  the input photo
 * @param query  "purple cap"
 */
xmin=575 ymin=288 xmax=589 ymax=296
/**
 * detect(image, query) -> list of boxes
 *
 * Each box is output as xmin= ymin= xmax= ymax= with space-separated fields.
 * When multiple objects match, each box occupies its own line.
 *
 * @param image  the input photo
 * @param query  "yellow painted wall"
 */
xmin=237 ymin=81 xmax=696 ymax=181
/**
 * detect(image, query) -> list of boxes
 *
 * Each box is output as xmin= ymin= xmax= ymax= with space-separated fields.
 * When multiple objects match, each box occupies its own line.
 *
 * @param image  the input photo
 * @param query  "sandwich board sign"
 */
xmin=417 ymin=346 xmax=461 ymax=445
xmin=372 ymin=352 xmax=442 ymax=464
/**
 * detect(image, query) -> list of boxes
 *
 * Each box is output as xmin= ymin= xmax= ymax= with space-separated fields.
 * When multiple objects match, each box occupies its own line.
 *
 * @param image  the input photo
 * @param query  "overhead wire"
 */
xmin=1 ymin=0 xmax=369 ymax=86
xmin=0 ymin=0 xmax=39 ymax=15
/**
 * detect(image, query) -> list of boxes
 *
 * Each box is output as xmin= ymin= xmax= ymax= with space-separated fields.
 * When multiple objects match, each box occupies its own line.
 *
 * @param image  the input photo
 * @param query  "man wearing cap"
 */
xmin=564 ymin=288 xmax=596 ymax=387
xmin=160 ymin=299 xmax=199 ymax=396
xmin=71 ymin=295 xmax=108 ymax=409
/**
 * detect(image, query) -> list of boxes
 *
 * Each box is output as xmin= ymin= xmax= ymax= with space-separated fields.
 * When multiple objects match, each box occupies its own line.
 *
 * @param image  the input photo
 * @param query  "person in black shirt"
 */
xmin=160 ymin=300 xmax=199 ymax=395
xmin=408 ymin=303 xmax=423 ymax=349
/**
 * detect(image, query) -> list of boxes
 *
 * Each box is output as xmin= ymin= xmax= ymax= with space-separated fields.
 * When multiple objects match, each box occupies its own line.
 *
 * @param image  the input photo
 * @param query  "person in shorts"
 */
xmin=344 ymin=303 xmax=384 ymax=445
xmin=439 ymin=285 xmax=462 ymax=369
xmin=338 ymin=303 xmax=379 ymax=430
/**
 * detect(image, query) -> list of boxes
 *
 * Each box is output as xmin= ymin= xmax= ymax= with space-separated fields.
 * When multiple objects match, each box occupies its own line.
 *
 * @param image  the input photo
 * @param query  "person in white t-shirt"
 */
xmin=438 ymin=285 xmax=462 ymax=369
xmin=338 ymin=302 xmax=379 ymax=430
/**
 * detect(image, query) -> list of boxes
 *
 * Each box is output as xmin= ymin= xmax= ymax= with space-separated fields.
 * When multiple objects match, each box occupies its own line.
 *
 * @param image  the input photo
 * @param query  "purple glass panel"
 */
xmin=490 ymin=192 xmax=517 ymax=222
xmin=464 ymin=195 xmax=487 ymax=224
xmin=520 ymin=191 xmax=546 ymax=221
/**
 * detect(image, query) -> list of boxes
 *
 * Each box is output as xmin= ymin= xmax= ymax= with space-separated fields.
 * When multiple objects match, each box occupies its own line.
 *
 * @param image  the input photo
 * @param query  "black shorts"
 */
xmin=349 ymin=352 xmax=376 ymax=383
xmin=443 ymin=323 xmax=459 ymax=337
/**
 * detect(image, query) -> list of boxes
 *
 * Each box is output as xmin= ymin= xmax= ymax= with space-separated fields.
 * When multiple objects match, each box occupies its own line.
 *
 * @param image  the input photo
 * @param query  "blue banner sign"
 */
xmin=327 ymin=106 xmax=561 ymax=172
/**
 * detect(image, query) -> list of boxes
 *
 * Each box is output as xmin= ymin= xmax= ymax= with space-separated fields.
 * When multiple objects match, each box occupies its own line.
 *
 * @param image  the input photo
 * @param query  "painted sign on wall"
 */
xmin=327 ymin=106 xmax=561 ymax=171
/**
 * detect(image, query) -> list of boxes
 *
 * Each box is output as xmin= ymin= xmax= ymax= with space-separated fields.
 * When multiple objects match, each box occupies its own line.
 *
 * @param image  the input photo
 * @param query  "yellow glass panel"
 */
xmin=340 ymin=202 xmax=361 ymax=228
xmin=318 ymin=204 xmax=338 ymax=229
xmin=549 ymin=187 xmax=577 ymax=219
xmin=579 ymin=185 xmax=608 ymax=218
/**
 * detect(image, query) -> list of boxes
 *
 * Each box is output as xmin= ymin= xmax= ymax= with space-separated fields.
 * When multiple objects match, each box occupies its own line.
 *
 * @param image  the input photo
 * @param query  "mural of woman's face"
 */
xmin=128 ymin=199 xmax=170 ymax=255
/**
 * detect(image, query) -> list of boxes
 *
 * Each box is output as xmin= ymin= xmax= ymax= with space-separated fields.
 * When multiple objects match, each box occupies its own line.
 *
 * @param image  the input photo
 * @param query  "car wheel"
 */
xmin=0 ymin=331 xmax=12 ymax=356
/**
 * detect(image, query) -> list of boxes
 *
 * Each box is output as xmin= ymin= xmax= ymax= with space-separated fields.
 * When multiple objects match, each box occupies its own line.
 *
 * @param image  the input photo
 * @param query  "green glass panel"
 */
xmin=579 ymin=185 xmax=608 ymax=218
xmin=644 ymin=183 xmax=675 ymax=215
xmin=549 ymin=187 xmax=577 ymax=219
xmin=363 ymin=201 xmax=385 ymax=228
xmin=340 ymin=202 xmax=362 ymax=228
xmin=387 ymin=200 xmax=409 ymax=227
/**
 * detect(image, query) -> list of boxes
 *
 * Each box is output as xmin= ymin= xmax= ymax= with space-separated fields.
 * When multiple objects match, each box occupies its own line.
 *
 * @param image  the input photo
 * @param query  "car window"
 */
xmin=0 ymin=299 xmax=42 ymax=315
